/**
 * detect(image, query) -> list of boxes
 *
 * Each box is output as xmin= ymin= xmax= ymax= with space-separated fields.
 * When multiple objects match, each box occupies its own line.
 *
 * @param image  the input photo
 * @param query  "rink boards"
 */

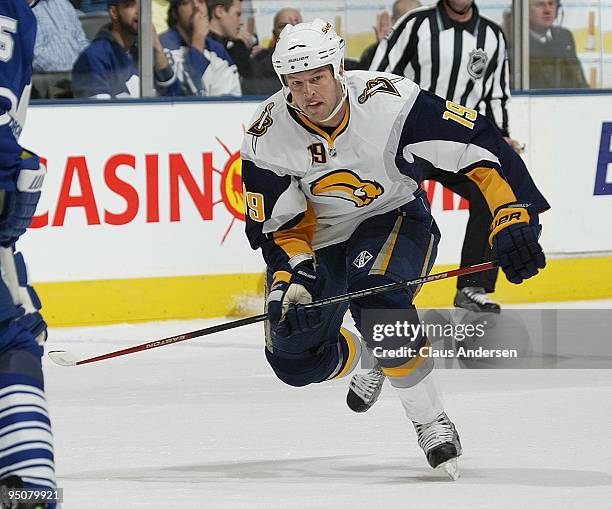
xmin=17 ymin=92 xmax=612 ymax=325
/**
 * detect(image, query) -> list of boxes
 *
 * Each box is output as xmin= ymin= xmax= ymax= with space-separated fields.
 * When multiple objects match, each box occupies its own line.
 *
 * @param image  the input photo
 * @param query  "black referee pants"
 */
xmin=422 ymin=167 xmax=499 ymax=293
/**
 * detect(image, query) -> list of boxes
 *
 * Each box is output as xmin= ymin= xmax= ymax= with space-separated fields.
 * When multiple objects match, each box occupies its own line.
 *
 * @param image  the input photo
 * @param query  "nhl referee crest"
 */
xmin=467 ymin=49 xmax=488 ymax=80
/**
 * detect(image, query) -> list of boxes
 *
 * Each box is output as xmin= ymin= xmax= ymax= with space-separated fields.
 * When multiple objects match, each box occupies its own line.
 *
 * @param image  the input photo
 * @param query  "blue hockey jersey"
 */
xmin=159 ymin=29 xmax=241 ymax=96
xmin=72 ymin=26 xmax=180 ymax=99
xmin=0 ymin=0 xmax=37 ymax=191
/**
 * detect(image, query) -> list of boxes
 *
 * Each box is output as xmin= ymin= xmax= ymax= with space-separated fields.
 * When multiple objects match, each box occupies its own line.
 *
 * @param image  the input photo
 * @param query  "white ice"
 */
xmin=46 ymin=300 xmax=612 ymax=508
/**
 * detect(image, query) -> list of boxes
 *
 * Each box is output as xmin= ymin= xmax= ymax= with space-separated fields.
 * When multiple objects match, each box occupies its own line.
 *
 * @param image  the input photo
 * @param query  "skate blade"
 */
xmin=436 ymin=458 xmax=460 ymax=480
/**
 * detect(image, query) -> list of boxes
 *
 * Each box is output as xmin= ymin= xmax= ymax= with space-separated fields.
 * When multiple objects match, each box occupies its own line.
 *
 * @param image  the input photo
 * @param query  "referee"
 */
xmin=371 ymin=0 xmax=522 ymax=313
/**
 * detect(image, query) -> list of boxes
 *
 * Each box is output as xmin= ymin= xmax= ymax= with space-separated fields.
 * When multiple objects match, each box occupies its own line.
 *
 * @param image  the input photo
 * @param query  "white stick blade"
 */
xmin=48 ymin=350 xmax=78 ymax=367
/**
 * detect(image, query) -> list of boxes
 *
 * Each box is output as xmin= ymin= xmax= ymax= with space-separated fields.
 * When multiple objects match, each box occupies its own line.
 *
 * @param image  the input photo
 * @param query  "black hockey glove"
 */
xmin=267 ymin=262 xmax=322 ymax=337
xmin=489 ymin=203 xmax=546 ymax=284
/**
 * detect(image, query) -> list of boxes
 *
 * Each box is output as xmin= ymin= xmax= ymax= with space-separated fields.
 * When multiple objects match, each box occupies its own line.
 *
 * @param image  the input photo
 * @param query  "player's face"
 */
xmin=219 ymin=0 xmax=243 ymax=38
xmin=286 ymin=66 xmax=343 ymax=124
xmin=530 ymin=0 xmax=557 ymax=31
xmin=176 ymin=0 xmax=208 ymax=33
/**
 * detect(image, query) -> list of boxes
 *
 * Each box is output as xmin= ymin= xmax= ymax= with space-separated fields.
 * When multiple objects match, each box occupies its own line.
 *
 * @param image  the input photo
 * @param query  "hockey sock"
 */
xmin=393 ymin=371 xmax=445 ymax=424
xmin=0 ymin=344 xmax=55 ymax=495
xmin=329 ymin=328 xmax=362 ymax=380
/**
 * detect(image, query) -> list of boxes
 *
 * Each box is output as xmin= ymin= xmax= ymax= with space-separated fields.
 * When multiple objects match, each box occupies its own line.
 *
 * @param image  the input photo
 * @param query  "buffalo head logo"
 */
xmin=310 ymin=170 xmax=384 ymax=207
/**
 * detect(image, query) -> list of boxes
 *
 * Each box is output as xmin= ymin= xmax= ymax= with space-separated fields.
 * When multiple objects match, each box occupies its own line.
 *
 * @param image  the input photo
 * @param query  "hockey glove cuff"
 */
xmin=0 ymin=152 xmax=45 ymax=247
xmin=267 ymin=262 xmax=321 ymax=336
xmin=490 ymin=204 xmax=546 ymax=284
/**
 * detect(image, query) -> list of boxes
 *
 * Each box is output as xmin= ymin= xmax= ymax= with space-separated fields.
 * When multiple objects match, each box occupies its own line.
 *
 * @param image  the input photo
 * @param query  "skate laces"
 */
xmin=462 ymin=287 xmax=495 ymax=306
xmin=413 ymin=413 xmax=456 ymax=452
xmin=349 ymin=366 xmax=384 ymax=401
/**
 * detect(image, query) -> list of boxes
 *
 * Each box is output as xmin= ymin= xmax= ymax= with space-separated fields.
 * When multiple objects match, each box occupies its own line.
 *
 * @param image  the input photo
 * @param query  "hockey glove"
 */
xmin=0 ymin=152 xmax=45 ymax=247
xmin=267 ymin=262 xmax=321 ymax=337
xmin=489 ymin=204 xmax=546 ymax=284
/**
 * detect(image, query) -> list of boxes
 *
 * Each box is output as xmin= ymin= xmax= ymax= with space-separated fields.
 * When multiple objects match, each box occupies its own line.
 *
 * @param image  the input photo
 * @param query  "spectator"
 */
xmin=72 ymin=0 xmax=179 ymax=98
xmin=358 ymin=0 xmax=422 ymax=70
xmin=529 ymin=0 xmax=588 ymax=88
xmin=372 ymin=0 xmax=524 ymax=312
xmin=207 ymin=0 xmax=257 ymax=82
xmin=161 ymin=0 xmax=241 ymax=95
xmin=244 ymin=7 xmax=302 ymax=96
xmin=33 ymin=0 xmax=89 ymax=72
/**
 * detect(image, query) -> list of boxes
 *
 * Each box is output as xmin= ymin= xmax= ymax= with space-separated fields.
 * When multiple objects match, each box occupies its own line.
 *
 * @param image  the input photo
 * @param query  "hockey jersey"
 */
xmin=72 ymin=26 xmax=180 ymax=99
xmin=159 ymin=29 xmax=241 ymax=96
xmin=0 ymin=0 xmax=37 ymax=191
xmin=241 ymin=70 xmax=549 ymax=272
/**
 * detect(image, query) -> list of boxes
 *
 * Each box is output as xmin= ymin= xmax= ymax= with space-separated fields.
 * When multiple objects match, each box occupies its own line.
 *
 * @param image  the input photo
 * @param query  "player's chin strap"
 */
xmin=320 ymin=86 xmax=348 ymax=123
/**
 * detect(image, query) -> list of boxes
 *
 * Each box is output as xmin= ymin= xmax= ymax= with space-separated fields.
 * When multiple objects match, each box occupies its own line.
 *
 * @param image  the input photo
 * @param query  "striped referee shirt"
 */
xmin=370 ymin=0 xmax=511 ymax=136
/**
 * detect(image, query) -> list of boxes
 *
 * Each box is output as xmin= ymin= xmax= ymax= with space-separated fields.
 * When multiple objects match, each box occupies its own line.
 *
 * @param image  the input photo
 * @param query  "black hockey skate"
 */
xmin=413 ymin=412 xmax=462 ymax=480
xmin=346 ymin=365 xmax=385 ymax=412
xmin=454 ymin=287 xmax=500 ymax=313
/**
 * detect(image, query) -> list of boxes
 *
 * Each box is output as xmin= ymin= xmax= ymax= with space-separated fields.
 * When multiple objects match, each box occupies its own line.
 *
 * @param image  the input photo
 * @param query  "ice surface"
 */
xmin=45 ymin=300 xmax=612 ymax=508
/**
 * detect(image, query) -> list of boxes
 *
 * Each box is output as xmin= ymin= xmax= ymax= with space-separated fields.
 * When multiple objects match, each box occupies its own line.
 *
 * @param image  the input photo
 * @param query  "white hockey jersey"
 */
xmin=159 ymin=30 xmax=241 ymax=97
xmin=241 ymin=70 xmax=548 ymax=272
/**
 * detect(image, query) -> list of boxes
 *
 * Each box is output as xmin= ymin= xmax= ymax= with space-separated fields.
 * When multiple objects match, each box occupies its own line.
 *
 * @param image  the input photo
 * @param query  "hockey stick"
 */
xmin=48 ymin=260 xmax=497 ymax=367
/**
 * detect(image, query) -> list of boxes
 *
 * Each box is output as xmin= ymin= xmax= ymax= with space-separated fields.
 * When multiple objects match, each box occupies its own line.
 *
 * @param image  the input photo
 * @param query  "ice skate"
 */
xmin=454 ymin=286 xmax=500 ymax=313
xmin=346 ymin=365 xmax=385 ymax=413
xmin=413 ymin=412 xmax=462 ymax=480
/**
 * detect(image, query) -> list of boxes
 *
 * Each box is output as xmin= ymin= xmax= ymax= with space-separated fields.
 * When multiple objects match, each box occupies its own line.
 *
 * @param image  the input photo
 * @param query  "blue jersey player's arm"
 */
xmin=397 ymin=88 xmax=548 ymax=284
xmin=399 ymin=90 xmax=550 ymax=231
xmin=0 ymin=0 xmax=37 ymax=191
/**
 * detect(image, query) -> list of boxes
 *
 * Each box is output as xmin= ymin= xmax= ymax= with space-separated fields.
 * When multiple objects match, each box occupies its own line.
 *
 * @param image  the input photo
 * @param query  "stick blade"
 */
xmin=48 ymin=350 xmax=78 ymax=367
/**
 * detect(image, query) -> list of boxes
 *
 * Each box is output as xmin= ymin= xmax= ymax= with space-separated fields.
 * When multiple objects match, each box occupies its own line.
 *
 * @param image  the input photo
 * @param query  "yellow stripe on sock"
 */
xmin=333 ymin=328 xmax=360 ymax=379
xmin=382 ymin=340 xmax=429 ymax=378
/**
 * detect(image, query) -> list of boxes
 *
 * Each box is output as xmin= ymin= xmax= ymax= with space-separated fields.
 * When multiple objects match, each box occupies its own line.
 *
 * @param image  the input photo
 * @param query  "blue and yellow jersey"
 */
xmin=241 ymin=70 xmax=549 ymax=273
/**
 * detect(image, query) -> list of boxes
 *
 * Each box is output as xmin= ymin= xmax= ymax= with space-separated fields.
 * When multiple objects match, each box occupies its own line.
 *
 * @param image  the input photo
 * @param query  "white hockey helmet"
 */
xmin=272 ymin=19 xmax=347 ymax=117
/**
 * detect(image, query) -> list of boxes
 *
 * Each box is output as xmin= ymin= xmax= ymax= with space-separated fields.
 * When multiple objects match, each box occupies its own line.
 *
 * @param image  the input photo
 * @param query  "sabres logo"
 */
xmin=358 ymin=76 xmax=403 ymax=104
xmin=247 ymin=102 xmax=274 ymax=137
xmin=310 ymin=170 xmax=384 ymax=207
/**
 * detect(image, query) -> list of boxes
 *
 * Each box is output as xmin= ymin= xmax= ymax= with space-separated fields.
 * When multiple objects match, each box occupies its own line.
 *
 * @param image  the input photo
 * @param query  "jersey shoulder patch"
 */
xmin=242 ymin=95 xmax=304 ymax=167
xmin=246 ymin=102 xmax=275 ymax=137
xmin=348 ymin=70 xmax=419 ymax=107
xmin=357 ymin=75 xmax=404 ymax=104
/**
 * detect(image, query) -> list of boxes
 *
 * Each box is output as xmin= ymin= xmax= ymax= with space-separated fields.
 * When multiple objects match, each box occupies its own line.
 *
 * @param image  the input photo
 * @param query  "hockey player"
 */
xmin=241 ymin=19 xmax=549 ymax=479
xmin=0 ymin=0 xmax=57 ymax=506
